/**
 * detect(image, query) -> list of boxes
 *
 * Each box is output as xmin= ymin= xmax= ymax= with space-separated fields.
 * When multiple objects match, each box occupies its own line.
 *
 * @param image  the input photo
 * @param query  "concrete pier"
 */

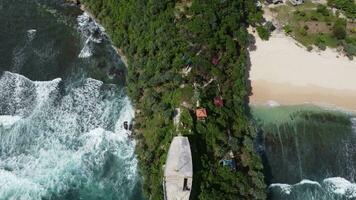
xmin=163 ymin=136 xmax=193 ymax=200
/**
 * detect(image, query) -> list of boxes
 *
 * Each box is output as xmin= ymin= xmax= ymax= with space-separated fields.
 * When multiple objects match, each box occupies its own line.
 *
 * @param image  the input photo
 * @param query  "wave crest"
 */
xmin=0 ymin=72 xmax=138 ymax=200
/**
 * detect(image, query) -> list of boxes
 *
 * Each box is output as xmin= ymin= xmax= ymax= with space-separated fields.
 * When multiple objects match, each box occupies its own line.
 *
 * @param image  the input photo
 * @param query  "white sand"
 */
xmin=249 ymin=32 xmax=356 ymax=111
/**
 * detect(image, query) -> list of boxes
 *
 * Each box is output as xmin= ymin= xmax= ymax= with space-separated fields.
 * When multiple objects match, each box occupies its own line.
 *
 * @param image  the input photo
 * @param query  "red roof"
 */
xmin=214 ymin=97 xmax=224 ymax=107
xmin=196 ymin=108 xmax=207 ymax=118
xmin=212 ymin=56 xmax=220 ymax=65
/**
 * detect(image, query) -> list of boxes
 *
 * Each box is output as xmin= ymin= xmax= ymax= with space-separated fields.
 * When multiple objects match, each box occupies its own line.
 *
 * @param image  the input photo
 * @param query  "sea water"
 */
xmin=252 ymin=105 xmax=356 ymax=200
xmin=0 ymin=0 xmax=143 ymax=199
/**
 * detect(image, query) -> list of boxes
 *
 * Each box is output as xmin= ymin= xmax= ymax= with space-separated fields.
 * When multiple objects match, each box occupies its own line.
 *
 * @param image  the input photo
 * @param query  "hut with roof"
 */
xmin=163 ymin=136 xmax=193 ymax=200
xmin=214 ymin=96 xmax=224 ymax=107
xmin=196 ymin=108 xmax=207 ymax=121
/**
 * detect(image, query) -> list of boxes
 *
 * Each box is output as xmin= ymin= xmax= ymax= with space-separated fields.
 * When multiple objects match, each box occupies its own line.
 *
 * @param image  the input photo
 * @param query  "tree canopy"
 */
xmin=81 ymin=0 xmax=266 ymax=199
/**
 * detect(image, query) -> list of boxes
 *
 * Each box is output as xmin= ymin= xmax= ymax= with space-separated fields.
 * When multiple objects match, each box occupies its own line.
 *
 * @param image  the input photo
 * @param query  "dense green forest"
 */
xmin=80 ymin=0 xmax=266 ymax=199
xmin=327 ymin=0 xmax=356 ymax=19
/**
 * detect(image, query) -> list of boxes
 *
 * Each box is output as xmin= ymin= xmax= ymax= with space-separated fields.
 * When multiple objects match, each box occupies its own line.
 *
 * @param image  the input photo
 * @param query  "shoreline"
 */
xmin=249 ymin=31 xmax=356 ymax=112
xmin=250 ymin=80 xmax=356 ymax=113
xmin=72 ymin=1 xmax=129 ymax=68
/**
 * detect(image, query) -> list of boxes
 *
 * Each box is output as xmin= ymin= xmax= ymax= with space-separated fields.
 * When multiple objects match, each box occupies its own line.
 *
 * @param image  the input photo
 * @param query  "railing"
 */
xmin=162 ymin=178 xmax=168 ymax=200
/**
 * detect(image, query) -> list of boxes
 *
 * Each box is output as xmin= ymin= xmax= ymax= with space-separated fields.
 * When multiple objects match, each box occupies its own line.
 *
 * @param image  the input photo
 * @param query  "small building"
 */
xmin=219 ymin=151 xmax=236 ymax=170
xmin=211 ymin=56 xmax=220 ymax=66
xmin=220 ymin=159 xmax=236 ymax=171
xmin=196 ymin=108 xmax=207 ymax=120
xmin=164 ymin=136 xmax=193 ymax=200
xmin=214 ymin=97 xmax=224 ymax=107
xmin=289 ymin=0 xmax=303 ymax=5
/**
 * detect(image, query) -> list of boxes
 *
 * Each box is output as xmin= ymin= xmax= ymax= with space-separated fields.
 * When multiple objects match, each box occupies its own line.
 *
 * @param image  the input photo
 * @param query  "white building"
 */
xmin=163 ymin=136 xmax=193 ymax=200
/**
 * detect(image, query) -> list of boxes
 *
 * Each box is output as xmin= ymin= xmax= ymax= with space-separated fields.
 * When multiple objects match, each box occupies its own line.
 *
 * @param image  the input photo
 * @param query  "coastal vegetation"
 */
xmin=327 ymin=0 xmax=356 ymax=19
xmin=256 ymin=22 xmax=275 ymax=40
xmin=269 ymin=0 xmax=356 ymax=58
xmin=80 ymin=0 xmax=266 ymax=199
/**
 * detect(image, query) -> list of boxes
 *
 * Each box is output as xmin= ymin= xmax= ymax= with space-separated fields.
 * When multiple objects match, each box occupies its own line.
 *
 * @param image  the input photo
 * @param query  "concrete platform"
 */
xmin=164 ymin=136 xmax=193 ymax=200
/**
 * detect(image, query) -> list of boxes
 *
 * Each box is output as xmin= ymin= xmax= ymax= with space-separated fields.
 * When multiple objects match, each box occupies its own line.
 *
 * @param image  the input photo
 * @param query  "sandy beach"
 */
xmin=249 ymin=32 xmax=356 ymax=112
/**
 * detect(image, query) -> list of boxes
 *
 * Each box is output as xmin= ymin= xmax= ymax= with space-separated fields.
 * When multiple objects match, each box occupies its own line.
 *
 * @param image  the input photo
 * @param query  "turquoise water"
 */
xmin=252 ymin=105 xmax=356 ymax=200
xmin=0 ymin=1 xmax=143 ymax=199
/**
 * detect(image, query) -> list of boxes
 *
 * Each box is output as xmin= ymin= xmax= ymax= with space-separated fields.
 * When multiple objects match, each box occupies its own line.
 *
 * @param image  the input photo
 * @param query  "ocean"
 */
xmin=0 ymin=0 xmax=143 ymax=199
xmin=252 ymin=105 xmax=356 ymax=200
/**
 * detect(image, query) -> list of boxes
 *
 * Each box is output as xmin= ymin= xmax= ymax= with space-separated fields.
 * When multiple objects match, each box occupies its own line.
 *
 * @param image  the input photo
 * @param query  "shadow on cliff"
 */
xmin=245 ymin=32 xmax=273 ymax=198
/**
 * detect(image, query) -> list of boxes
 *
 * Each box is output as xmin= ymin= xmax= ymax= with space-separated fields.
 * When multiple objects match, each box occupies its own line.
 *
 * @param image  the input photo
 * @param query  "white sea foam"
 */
xmin=296 ymin=179 xmax=321 ymax=187
xmin=0 ymin=115 xmax=22 ymax=128
xmin=323 ymin=177 xmax=356 ymax=198
xmin=114 ymin=97 xmax=135 ymax=141
xmin=0 ymin=72 xmax=138 ymax=199
xmin=78 ymin=37 xmax=93 ymax=58
xmin=266 ymin=100 xmax=280 ymax=107
xmin=34 ymin=78 xmax=61 ymax=107
xmin=77 ymin=12 xmax=105 ymax=44
xmin=0 ymin=170 xmax=45 ymax=200
xmin=270 ymin=177 xmax=356 ymax=198
xmin=77 ymin=12 xmax=106 ymax=58
xmin=351 ymin=118 xmax=356 ymax=133
xmin=0 ymin=72 xmax=61 ymax=116
xmin=27 ymin=29 xmax=37 ymax=41
xmin=77 ymin=12 xmax=90 ymax=29
xmin=269 ymin=179 xmax=321 ymax=196
xmin=269 ymin=183 xmax=292 ymax=195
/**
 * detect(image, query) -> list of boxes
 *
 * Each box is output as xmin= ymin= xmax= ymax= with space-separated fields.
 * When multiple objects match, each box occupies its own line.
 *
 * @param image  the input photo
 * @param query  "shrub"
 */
xmin=265 ymin=21 xmax=276 ymax=32
xmin=316 ymin=42 xmax=326 ymax=50
xmin=342 ymin=41 xmax=356 ymax=59
xmin=283 ymin=25 xmax=293 ymax=34
xmin=307 ymin=46 xmax=313 ymax=51
xmin=332 ymin=18 xmax=346 ymax=39
xmin=299 ymin=27 xmax=308 ymax=36
xmin=309 ymin=12 xmax=319 ymax=21
xmin=295 ymin=10 xmax=306 ymax=18
xmin=316 ymin=4 xmax=330 ymax=16
xmin=315 ymin=35 xmax=327 ymax=50
xmin=327 ymin=0 xmax=356 ymax=19
xmin=256 ymin=25 xmax=270 ymax=40
xmin=315 ymin=39 xmax=326 ymax=50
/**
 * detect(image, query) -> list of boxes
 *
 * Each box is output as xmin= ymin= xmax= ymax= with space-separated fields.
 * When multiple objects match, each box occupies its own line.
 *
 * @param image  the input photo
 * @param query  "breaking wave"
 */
xmin=269 ymin=177 xmax=356 ymax=199
xmin=0 ymin=71 xmax=139 ymax=200
xmin=78 ymin=37 xmax=93 ymax=58
xmin=77 ymin=12 xmax=106 ymax=58
xmin=77 ymin=12 xmax=106 ymax=42
xmin=351 ymin=118 xmax=356 ymax=133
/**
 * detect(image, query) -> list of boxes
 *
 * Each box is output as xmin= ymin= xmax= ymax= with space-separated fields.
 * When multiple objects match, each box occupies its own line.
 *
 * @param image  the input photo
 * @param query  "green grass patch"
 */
xmin=271 ymin=0 xmax=356 ymax=55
